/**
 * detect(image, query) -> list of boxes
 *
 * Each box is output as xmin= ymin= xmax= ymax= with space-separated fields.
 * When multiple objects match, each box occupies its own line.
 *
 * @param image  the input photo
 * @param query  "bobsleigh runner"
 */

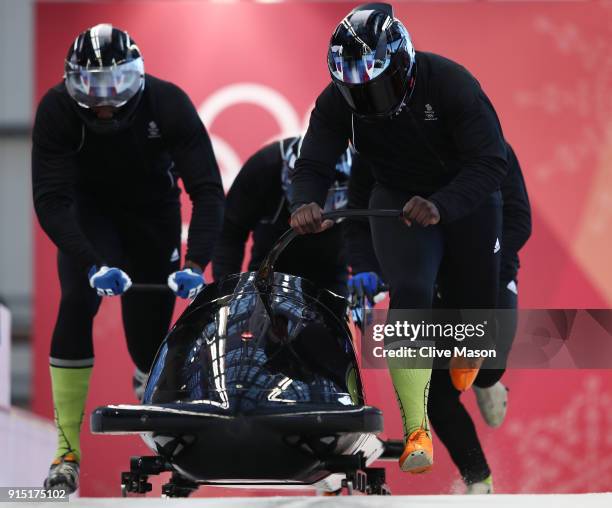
xmin=91 ymin=209 xmax=406 ymax=497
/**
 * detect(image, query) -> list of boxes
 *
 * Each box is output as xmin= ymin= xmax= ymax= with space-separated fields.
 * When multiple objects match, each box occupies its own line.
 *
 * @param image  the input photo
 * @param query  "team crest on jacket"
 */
xmin=424 ymin=104 xmax=438 ymax=121
xmin=148 ymin=121 xmax=161 ymax=138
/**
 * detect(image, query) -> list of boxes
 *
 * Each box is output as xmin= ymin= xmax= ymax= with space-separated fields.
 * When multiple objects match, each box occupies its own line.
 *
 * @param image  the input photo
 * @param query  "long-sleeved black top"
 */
xmin=499 ymin=144 xmax=532 ymax=281
xmin=292 ymin=51 xmax=508 ymax=224
xmin=32 ymin=75 xmax=224 ymax=270
xmin=212 ymin=138 xmax=347 ymax=288
xmin=346 ymin=143 xmax=531 ymax=282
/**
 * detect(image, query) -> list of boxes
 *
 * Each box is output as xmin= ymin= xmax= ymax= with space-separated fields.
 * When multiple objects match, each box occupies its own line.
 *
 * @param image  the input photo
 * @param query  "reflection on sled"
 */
xmin=91 ymin=209 xmax=404 ymax=497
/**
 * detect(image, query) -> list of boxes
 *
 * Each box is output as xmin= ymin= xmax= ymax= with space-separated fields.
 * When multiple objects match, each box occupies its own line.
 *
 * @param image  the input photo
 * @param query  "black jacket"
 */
xmin=346 ymin=144 xmax=531 ymax=282
xmin=292 ymin=52 xmax=508 ymax=224
xmin=212 ymin=138 xmax=347 ymax=291
xmin=32 ymin=75 xmax=224 ymax=270
xmin=499 ymin=145 xmax=532 ymax=281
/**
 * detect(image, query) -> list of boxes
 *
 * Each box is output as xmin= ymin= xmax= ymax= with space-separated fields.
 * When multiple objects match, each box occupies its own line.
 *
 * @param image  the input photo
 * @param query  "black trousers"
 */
xmin=369 ymin=185 xmax=502 ymax=311
xmin=369 ymin=184 xmax=504 ymax=484
xmin=49 ymin=199 xmax=181 ymax=373
xmin=428 ymin=281 xmax=518 ymax=485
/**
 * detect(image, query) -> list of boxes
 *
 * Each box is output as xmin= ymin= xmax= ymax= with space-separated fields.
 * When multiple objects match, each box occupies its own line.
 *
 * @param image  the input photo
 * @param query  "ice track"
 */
xmin=17 ymin=493 xmax=612 ymax=507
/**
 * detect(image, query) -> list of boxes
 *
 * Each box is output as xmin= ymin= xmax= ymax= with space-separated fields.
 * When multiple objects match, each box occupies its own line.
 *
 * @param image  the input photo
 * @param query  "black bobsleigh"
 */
xmin=91 ymin=209 xmax=404 ymax=497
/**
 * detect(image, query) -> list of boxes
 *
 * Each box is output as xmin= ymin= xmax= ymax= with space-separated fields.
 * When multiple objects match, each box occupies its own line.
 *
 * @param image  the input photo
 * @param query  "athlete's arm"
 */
xmin=290 ymin=84 xmax=352 ymax=233
xmin=428 ymin=74 xmax=508 ymax=223
xmin=31 ymin=89 xmax=103 ymax=271
xmin=160 ymin=83 xmax=225 ymax=271
xmin=500 ymin=144 xmax=532 ymax=259
xmin=212 ymin=142 xmax=283 ymax=281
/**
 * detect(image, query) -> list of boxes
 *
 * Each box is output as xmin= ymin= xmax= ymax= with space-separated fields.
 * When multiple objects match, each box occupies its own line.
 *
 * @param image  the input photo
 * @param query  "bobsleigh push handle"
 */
xmin=255 ymin=208 xmax=402 ymax=289
xmin=129 ymin=283 xmax=170 ymax=292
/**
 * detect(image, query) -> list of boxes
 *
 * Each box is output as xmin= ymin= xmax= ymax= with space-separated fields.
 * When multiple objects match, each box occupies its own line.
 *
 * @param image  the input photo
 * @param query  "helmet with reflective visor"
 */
xmin=64 ymin=24 xmax=145 ymax=133
xmin=328 ymin=3 xmax=416 ymax=118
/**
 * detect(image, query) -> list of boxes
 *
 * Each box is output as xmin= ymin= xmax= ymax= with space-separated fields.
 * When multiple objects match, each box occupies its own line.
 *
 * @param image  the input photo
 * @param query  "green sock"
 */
xmin=468 ymin=474 xmax=493 ymax=490
xmin=388 ymin=362 xmax=432 ymax=440
xmin=50 ymin=365 xmax=93 ymax=462
xmin=346 ymin=367 xmax=359 ymax=404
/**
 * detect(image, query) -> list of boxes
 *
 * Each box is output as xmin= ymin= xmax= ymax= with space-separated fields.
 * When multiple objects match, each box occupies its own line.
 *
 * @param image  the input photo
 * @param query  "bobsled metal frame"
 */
xmin=120 ymin=443 xmax=402 ymax=497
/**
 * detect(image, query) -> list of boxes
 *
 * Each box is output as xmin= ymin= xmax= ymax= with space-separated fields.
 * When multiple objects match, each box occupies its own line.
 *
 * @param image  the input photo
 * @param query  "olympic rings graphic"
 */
xmin=198 ymin=82 xmax=311 ymax=190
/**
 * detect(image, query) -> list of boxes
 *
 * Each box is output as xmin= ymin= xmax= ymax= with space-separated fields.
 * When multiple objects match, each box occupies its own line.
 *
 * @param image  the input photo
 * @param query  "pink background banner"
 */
xmin=33 ymin=1 xmax=612 ymax=496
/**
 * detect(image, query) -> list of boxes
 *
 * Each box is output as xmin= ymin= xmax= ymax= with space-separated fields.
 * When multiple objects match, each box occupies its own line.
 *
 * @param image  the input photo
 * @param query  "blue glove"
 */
xmin=348 ymin=272 xmax=384 ymax=305
xmin=88 ymin=265 xmax=132 ymax=296
xmin=167 ymin=268 xmax=205 ymax=299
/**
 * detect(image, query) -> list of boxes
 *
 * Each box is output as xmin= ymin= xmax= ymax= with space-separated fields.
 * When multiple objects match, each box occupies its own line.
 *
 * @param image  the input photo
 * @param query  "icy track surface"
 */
xmin=13 ymin=493 xmax=612 ymax=507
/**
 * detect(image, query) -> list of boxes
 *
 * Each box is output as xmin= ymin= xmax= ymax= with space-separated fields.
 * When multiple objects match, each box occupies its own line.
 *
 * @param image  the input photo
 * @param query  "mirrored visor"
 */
xmin=328 ymin=37 xmax=404 ymax=85
xmin=65 ymin=58 xmax=144 ymax=108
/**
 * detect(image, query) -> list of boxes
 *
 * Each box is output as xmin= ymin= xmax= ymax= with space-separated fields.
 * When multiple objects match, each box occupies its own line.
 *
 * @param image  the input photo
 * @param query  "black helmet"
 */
xmin=64 ymin=24 xmax=145 ymax=133
xmin=281 ymin=137 xmax=352 ymax=211
xmin=328 ymin=3 xmax=416 ymax=119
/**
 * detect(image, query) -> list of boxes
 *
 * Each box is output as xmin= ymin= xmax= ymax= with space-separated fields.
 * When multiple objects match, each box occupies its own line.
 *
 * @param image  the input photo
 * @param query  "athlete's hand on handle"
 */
xmin=348 ymin=272 xmax=385 ymax=306
xmin=290 ymin=203 xmax=334 ymax=235
xmin=167 ymin=267 xmax=205 ymax=299
xmin=402 ymin=196 xmax=440 ymax=227
xmin=88 ymin=265 xmax=132 ymax=296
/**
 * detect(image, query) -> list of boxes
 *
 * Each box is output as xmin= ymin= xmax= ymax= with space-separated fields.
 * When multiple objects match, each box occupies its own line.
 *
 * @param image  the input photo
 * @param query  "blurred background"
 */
xmin=1 ymin=0 xmax=33 ymax=406
xmin=1 ymin=0 xmax=611 ymax=498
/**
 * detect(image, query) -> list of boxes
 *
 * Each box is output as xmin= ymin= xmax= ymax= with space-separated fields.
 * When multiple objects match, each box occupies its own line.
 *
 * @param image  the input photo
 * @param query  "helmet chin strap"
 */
xmin=392 ymin=65 xmax=417 ymax=118
xmin=392 ymin=97 xmax=408 ymax=117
